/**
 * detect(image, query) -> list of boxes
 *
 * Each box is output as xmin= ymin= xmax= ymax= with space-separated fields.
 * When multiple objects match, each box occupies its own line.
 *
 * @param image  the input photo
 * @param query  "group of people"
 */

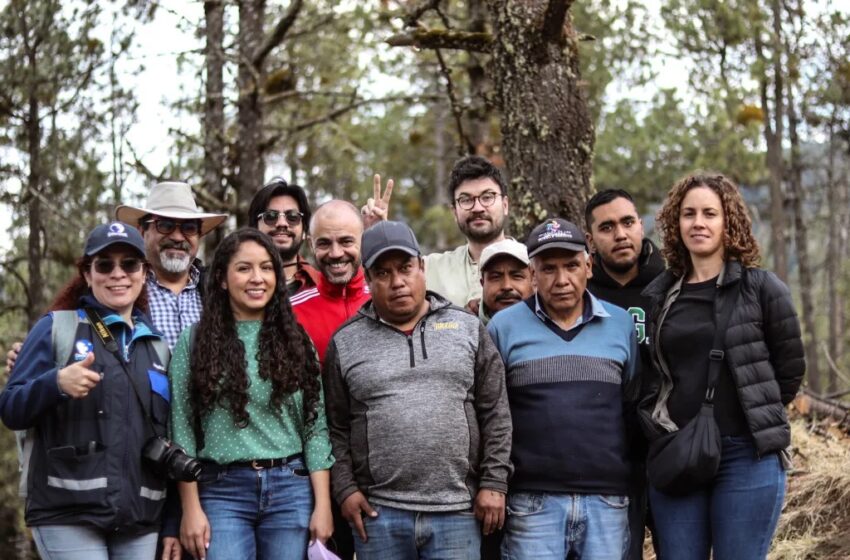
xmin=0 ymin=155 xmax=804 ymax=560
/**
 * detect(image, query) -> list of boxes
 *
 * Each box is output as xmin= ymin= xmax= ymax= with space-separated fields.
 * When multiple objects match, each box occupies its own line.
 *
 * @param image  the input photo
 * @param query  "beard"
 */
xmin=598 ymin=252 xmax=638 ymax=275
xmin=158 ymin=242 xmax=193 ymax=274
xmin=278 ymin=236 xmax=304 ymax=262
xmin=318 ymin=256 xmax=361 ymax=285
xmin=458 ymin=212 xmax=505 ymax=244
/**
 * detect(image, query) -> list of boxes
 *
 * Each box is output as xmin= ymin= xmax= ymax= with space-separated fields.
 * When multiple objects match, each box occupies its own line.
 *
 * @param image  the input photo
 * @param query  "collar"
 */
xmin=532 ymin=290 xmax=609 ymax=331
xmin=147 ymin=262 xmax=202 ymax=291
xmin=316 ymin=266 xmax=368 ymax=299
xmin=78 ymin=294 xmax=161 ymax=342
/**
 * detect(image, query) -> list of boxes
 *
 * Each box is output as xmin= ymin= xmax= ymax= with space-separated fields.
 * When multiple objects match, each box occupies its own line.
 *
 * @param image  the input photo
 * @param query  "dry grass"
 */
xmin=769 ymin=418 xmax=850 ymax=560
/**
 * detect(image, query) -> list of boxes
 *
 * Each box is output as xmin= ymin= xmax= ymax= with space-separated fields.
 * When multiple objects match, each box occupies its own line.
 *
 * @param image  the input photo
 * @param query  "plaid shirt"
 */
xmin=146 ymin=265 xmax=203 ymax=349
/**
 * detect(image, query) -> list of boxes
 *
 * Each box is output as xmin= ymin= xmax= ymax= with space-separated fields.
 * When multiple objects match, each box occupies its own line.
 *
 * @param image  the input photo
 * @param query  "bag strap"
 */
xmin=705 ymin=269 xmax=745 ymax=403
xmin=83 ymin=307 xmax=158 ymax=438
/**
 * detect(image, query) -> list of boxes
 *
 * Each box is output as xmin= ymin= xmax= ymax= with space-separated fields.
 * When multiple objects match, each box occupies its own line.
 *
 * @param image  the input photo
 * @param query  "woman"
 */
xmin=0 ymin=222 xmax=169 ymax=559
xmin=169 ymin=228 xmax=334 ymax=560
xmin=640 ymin=173 xmax=805 ymax=559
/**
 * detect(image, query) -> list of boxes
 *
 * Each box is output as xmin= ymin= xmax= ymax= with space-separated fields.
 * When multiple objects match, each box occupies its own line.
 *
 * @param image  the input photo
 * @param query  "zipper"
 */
xmin=419 ymin=321 xmax=428 ymax=360
xmin=407 ymin=336 xmax=415 ymax=367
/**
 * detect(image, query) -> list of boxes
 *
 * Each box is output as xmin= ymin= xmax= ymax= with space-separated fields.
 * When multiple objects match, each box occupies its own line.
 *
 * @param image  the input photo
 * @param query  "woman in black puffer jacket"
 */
xmin=640 ymin=173 xmax=804 ymax=560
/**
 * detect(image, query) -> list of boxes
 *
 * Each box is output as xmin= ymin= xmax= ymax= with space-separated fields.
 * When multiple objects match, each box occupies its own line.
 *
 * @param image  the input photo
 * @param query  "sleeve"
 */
xmin=473 ymin=322 xmax=513 ymax=493
xmin=167 ymin=328 xmax=197 ymax=457
xmin=0 ymin=314 xmax=66 ymax=430
xmin=760 ymin=272 xmax=805 ymax=405
xmin=302 ymin=375 xmax=335 ymax=472
xmin=322 ymin=338 xmax=360 ymax=505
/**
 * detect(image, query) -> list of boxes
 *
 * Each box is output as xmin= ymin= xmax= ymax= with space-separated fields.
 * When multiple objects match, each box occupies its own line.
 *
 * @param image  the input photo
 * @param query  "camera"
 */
xmin=143 ymin=436 xmax=203 ymax=482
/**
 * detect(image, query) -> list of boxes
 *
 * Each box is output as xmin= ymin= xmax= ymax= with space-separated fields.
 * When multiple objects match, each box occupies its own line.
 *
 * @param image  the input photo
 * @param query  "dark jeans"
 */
xmin=649 ymin=436 xmax=785 ymax=560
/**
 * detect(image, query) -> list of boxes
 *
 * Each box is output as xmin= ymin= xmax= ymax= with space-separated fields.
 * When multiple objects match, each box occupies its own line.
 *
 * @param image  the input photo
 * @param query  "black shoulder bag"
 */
xmin=646 ymin=274 xmax=743 ymax=496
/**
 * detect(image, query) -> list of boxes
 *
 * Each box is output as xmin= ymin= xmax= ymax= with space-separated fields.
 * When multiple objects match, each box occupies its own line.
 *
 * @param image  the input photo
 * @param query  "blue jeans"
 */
xmin=501 ymin=492 xmax=630 ymax=559
xmin=649 ymin=436 xmax=785 ymax=560
xmin=354 ymin=503 xmax=481 ymax=560
xmin=199 ymin=457 xmax=313 ymax=560
xmin=31 ymin=525 xmax=157 ymax=560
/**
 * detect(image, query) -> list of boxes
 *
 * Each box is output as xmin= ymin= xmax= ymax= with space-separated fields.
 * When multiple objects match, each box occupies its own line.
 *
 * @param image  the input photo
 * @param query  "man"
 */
xmin=115 ymin=181 xmax=227 ymax=349
xmin=478 ymin=239 xmax=533 ymax=325
xmin=247 ymin=177 xmax=320 ymax=295
xmin=424 ymin=156 xmax=509 ymax=308
xmin=585 ymin=188 xmax=665 ymax=560
xmin=324 ymin=220 xmax=512 ymax=560
xmin=487 ymin=218 xmax=638 ymax=559
xmin=289 ymin=200 xmax=371 ymax=363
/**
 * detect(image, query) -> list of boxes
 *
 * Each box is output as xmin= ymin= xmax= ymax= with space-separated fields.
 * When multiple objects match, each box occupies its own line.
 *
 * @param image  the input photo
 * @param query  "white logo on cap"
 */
xmin=107 ymin=222 xmax=128 ymax=238
xmin=538 ymin=220 xmax=573 ymax=242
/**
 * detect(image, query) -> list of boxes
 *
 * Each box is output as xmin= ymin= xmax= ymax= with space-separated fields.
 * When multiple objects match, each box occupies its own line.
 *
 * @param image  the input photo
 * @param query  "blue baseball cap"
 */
xmin=84 ymin=222 xmax=146 ymax=258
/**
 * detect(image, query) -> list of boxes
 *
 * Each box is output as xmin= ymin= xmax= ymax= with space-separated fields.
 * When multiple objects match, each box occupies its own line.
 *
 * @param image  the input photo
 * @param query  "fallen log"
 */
xmin=793 ymin=389 xmax=850 ymax=433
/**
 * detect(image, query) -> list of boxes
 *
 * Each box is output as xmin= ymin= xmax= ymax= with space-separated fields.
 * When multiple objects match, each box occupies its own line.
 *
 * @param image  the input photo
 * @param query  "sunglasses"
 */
xmin=92 ymin=257 xmax=144 ymax=275
xmin=143 ymin=218 xmax=201 ymax=237
xmin=257 ymin=209 xmax=304 ymax=227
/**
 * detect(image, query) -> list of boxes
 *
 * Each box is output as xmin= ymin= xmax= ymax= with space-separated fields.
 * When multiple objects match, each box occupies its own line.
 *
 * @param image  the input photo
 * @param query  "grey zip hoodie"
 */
xmin=323 ymin=292 xmax=513 ymax=512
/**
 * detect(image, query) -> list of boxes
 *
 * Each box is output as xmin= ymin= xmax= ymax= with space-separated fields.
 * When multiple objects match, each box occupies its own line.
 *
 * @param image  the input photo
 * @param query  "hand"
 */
xmin=180 ymin=505 xmax=210 ymax=560
xmin=466 ymin=298 xmax=481 ymax=315
xmin=361 ymin=174 xmax=394 ymax=229
xmin=5 ymin=341 xmax=21 ymax=374
xmin=161 ymin=536 xmax=182 ymax=560
xmin=309 ymin=501 xmax=334 ymax=544
xmin=474 ymin=489 xmax=505 ymax=535
xmin=340 ymin=490 xmax=377 ymax=543
xmin=56 ymin=353 xmax=101 ymax=399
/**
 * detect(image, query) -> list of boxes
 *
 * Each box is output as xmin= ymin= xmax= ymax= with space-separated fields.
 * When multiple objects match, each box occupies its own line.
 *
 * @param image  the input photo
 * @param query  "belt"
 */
xmin=226 ymin=453 xmax=303 ymax=470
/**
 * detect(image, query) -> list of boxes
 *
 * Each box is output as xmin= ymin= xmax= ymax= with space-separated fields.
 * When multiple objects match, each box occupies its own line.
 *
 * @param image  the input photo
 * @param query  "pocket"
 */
xmin=45 ymin=443 xmax=108 ymax=507
xmin=287 ymin=458 xmax=310 ymax=478
xmin=506 ymin=492 xmax=545 ymax=517
xmin=597 ymin=494 xmax=629 ymax=509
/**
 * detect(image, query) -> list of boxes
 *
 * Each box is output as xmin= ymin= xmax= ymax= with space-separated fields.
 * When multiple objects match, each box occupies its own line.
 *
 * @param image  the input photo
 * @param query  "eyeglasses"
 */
xmin=92 ymin=257 xmax=144 ymax=275
xmin=142 ymin=218 xmax=201 ymax=237
xmin=454 ymin=191 xmax=502 ymax=211
xmin=257 ymin=209 xmax=304 ymax=227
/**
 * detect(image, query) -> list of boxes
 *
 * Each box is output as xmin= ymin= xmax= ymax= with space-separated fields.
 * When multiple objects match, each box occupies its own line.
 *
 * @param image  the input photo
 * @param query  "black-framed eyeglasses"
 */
xmin=142 ymin=218 xmax=202 ymax=237
xmin=92 ymin=257 xmax=144 ymax=275
xmin=258 ymin=209 xmax=304 ymax=227
xmin=454 ymin=191 xmax=502 ymax=211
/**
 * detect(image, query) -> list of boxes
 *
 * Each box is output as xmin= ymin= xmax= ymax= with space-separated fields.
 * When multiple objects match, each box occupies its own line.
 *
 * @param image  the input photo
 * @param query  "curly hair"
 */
xmin=50 ymin=257 xmax=149 ymax=314
xmin=656 ymin=172 xmax=761 ymax=277
xmin=189 ymin=228 xmax=321 ymax=449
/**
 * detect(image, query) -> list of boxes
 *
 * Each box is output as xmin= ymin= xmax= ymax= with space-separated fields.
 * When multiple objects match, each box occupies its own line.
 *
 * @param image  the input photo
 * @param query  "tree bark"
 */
xmin=236 ymin=0 xmax=266 ymax=226
xmin=486 ymin=0 xmax=594 ymax=236
xmin=204 ymin=0 xmax=226 ymax=250
xmin=465 ymin=0 xmax=491 ymax=154
xmin=755 ymin=1 xmax=788 ymax=282
xmin=826 ymin=115 xmax=843 ymax=394
xmin=786 ymin=84 xmax=820 ymax=393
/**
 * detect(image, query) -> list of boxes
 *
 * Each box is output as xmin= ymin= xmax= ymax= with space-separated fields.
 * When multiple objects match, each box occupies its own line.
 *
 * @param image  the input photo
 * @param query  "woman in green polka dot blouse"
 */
xmin=168 ymin=228 xmax=334 ymax=560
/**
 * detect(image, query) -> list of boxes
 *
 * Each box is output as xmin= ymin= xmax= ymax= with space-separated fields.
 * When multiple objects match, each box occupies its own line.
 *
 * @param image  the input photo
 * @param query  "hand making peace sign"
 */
xmin=361 ymin=173 xmax=394 ymax=229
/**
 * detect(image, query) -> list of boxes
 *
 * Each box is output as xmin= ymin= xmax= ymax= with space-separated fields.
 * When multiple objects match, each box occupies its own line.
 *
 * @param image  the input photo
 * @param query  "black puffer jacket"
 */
xmin=640 ymin=260 xmax=805 ymax=457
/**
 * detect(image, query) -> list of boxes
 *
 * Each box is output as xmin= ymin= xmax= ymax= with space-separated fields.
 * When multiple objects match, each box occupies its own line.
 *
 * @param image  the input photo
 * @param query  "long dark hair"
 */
xmin=189 ymin=228 xmax=321 ymax=448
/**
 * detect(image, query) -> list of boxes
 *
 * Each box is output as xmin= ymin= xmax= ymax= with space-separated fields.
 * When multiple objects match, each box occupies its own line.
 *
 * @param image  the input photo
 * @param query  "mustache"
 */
xmin=161 ymin=240 xmax=191 ymax=252
xmin=494 ymin=290 xmax=521 ymax=302
xmin=467 ymin=213 xmax=491 ymax=224
xmin=271 ymin=227 xmax=294 ymax=236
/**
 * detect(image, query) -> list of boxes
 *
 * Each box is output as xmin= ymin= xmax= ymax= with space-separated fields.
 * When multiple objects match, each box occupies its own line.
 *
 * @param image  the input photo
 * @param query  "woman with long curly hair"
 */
xmin=639 ymin=173 xmax=805 ymax=560
xmin=168 ymin=228 xmax=334 ymax=560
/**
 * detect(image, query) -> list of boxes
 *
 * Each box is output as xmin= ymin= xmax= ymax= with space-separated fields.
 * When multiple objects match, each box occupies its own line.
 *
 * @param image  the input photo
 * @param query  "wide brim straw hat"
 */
xmin=115 ymin=181 xmax=227 ymax=236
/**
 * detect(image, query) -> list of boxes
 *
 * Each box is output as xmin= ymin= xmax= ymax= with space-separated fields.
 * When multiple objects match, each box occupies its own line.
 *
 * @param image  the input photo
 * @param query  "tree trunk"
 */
xmin=236 ymin=0 xmax=265 ymax=226
xmin=787 ymin=84 xmax=820 ymax=393
xmin=466 ymin=0 xmax=491 ymax=154
xmin=755 ymin=1 xmax=788 ymax=282
xmin=826 ymin=115 xmax=842 ymax=394
xmin=204 ymin=0 xmax=226 ymax=251
xmin=486 ymin=0 xmax=594 ymax=237
xmin=25 ymin=36 xmax=44 ymax=328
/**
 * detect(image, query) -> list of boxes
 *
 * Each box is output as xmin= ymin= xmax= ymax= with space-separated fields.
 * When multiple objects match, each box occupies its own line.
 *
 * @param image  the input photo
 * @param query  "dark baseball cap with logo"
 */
xmin=84 ymin=221 xmax=146 ymax=258
xmin=362 ymin=221 xmax=422 ymax=269
xmin=525 ymin=218 xmax=588 ymax=258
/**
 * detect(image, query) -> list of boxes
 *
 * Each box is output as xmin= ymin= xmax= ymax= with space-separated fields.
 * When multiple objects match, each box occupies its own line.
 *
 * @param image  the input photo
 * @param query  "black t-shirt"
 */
xmin=659 ymin=277 xmax=749 ymax=436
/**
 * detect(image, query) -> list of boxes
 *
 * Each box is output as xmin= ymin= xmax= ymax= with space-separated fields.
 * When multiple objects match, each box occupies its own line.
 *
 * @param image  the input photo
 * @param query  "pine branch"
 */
xmin=253 ymin=0 xmax=304 ymax=67
xmin=386 ymin=30 xmax=493 ymax=53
